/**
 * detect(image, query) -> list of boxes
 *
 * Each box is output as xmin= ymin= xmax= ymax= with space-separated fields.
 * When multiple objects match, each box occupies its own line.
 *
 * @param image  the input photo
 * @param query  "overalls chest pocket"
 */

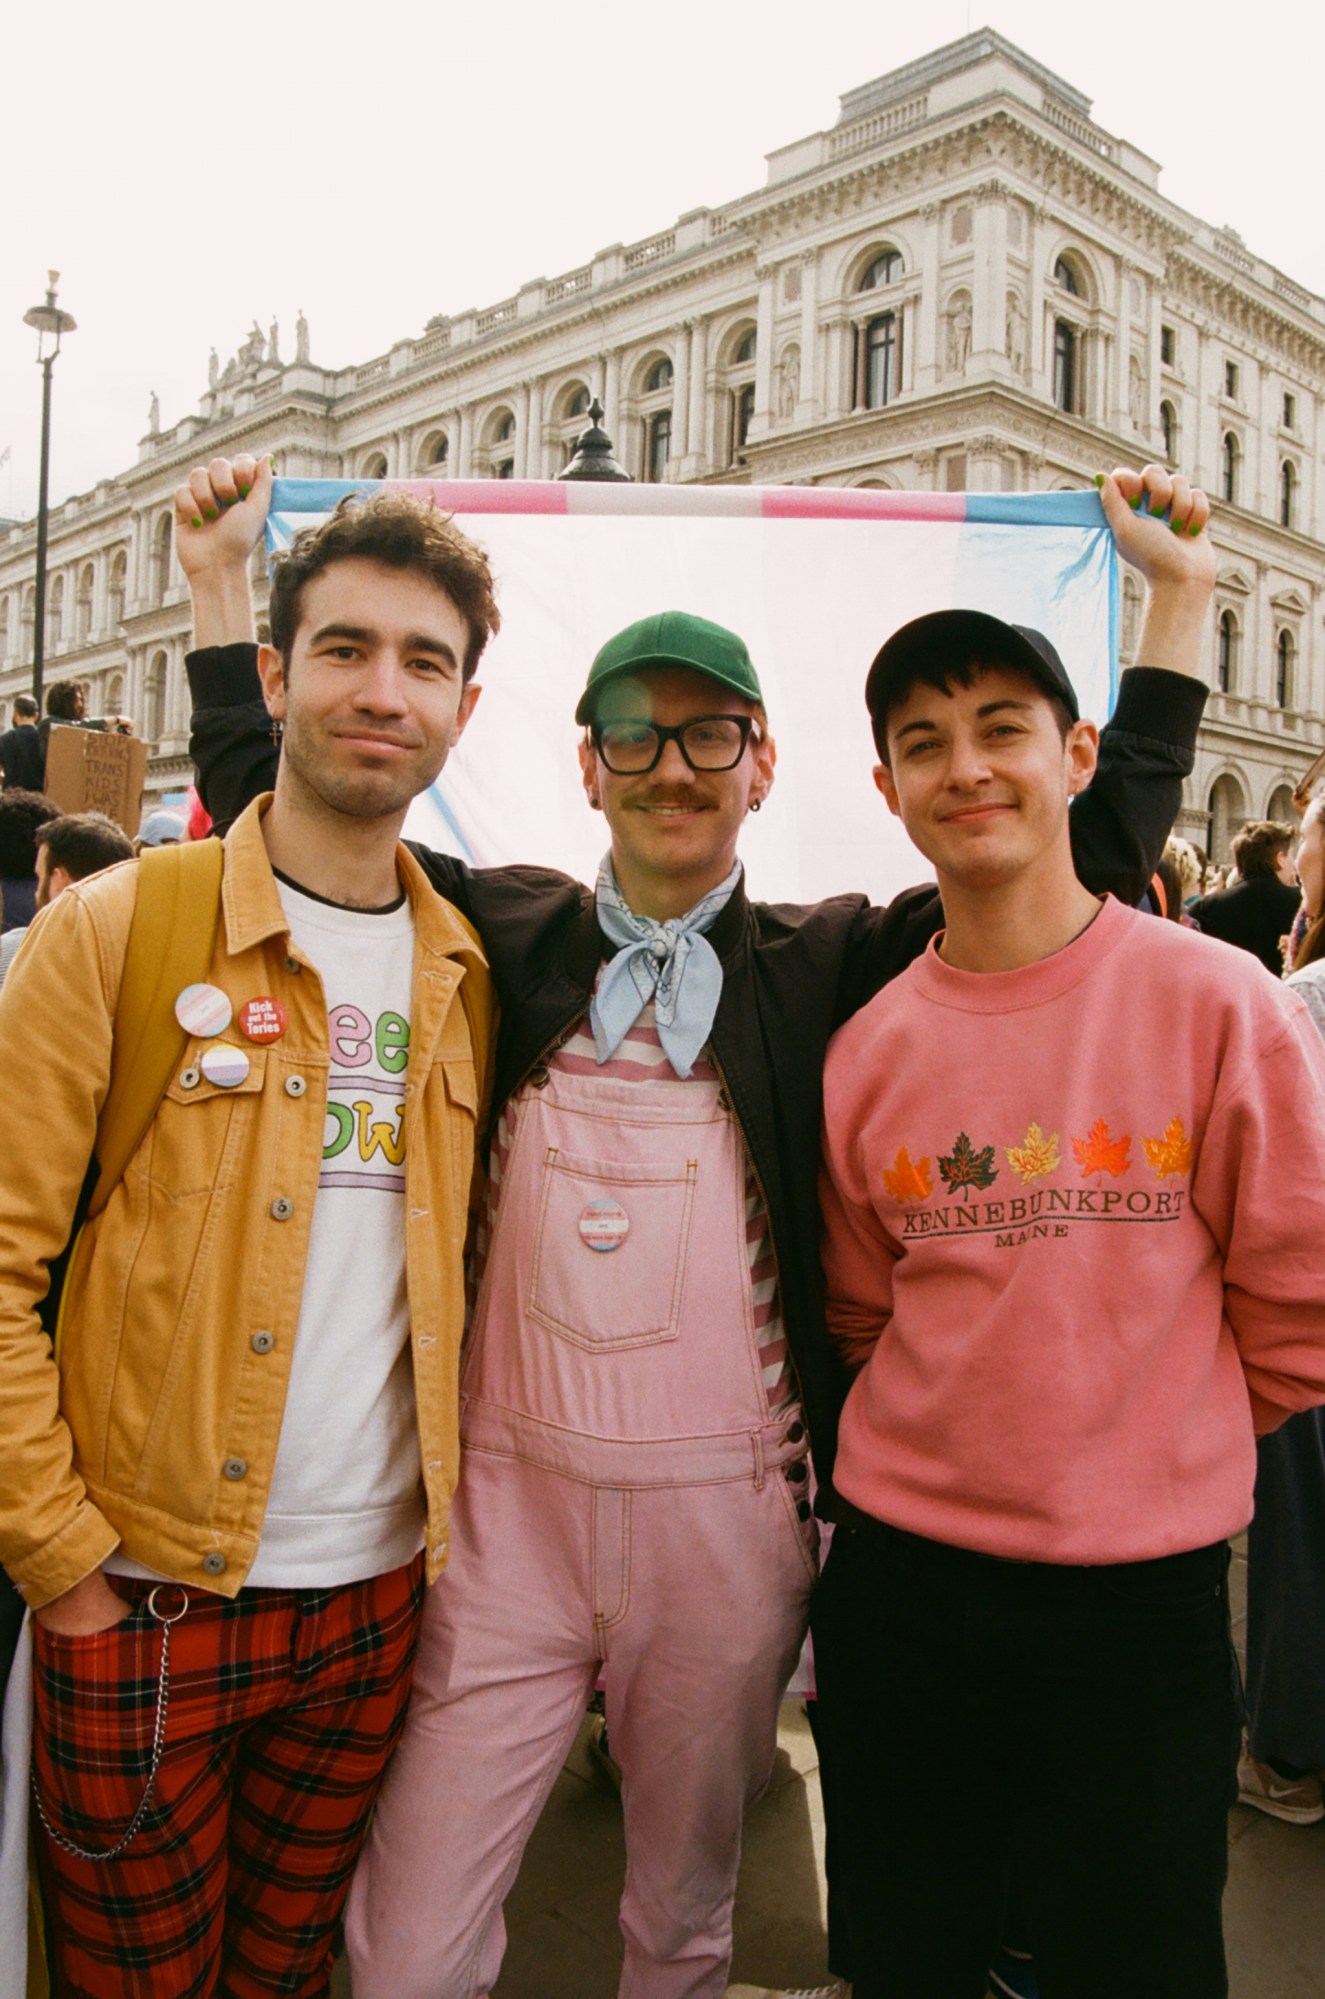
xmin=528 ymin=1142 xmax=699 ymax=1350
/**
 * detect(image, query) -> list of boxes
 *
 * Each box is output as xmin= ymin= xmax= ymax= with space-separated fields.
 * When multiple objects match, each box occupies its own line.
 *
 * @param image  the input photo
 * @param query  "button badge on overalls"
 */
xmin=175 ymin=983 xmax=232 ymax=1038
xmin=578 ymin=1198 xmax=630 ymax=1252
xmin=200 ymin=1045 xmax=250 ymax=1090
xmin=239 ymin=997 xmax=288 ymax=1044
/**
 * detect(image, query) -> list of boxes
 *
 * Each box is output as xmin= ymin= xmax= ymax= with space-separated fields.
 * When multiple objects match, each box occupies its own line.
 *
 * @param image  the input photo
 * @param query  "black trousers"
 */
xmin=1246 ymin=1406 xmax=1325 ymax=1772
xmin=811 ymin=1519 xmax=1242 ymax=1999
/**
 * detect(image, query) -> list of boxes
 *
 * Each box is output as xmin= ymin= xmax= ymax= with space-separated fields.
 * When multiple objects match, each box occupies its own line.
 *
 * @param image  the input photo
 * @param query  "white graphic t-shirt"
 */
xmin=247 ymin=875 xmax=423 ymax=1586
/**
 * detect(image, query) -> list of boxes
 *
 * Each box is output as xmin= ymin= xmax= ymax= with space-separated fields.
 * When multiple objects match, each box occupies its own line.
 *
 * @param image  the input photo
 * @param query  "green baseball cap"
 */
xmin=575 ymin=610 xmax=764 ymax=725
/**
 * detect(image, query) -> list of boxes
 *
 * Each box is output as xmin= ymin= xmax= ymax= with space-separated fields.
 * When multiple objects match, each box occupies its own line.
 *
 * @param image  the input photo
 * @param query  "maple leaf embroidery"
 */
xmin=937 ymin=1131 xmax=998 ymax=1199
xmin=1071 ymin=1119 xmax=1132 ymax=1180
xmin=1005 ymin=1123 xmax=1061 ymax=1185
xmin=1143 ymin=1117 xmax=1194 ymax=1180
xmin=882 ymin=1147 xmax=933 ymax=1206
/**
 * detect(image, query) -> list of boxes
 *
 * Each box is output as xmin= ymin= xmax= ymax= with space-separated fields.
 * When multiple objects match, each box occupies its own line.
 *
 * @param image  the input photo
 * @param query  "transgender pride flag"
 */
xmin=267 ymin=480 xmax=1118 ymax=908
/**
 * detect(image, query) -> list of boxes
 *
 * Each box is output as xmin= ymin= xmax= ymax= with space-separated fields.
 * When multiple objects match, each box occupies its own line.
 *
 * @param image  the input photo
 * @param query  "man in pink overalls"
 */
xmin=182 ymin=456 xmax=1216 ymax=1999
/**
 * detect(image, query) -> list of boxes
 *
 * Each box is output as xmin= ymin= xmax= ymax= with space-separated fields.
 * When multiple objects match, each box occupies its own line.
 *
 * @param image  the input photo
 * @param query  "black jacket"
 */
xmin=1190 ymin=875 xmax=1300 ymax=977
xmin=189 ymin=647 xmax=1207 ymax=1494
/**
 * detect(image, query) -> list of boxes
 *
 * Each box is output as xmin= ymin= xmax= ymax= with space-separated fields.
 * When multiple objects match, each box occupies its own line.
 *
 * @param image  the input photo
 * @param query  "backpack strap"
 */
xmin=88 ymin=839 xmax=226 ymax=1219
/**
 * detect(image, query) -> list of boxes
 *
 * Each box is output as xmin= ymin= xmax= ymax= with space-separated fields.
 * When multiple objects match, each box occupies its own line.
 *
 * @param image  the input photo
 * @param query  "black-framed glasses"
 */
xmin=590 ymin=714 xmax=762 ymax=775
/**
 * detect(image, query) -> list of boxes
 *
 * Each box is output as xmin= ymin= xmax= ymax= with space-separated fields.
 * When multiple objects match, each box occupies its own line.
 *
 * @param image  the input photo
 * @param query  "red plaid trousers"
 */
xmin=32 ymin=1557 xmax=424 ymax=1997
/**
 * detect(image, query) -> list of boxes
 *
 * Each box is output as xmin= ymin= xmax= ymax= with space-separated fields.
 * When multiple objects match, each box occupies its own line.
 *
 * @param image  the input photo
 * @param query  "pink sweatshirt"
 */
xmin=820 ymin=894 xmax=1325 ymax=1564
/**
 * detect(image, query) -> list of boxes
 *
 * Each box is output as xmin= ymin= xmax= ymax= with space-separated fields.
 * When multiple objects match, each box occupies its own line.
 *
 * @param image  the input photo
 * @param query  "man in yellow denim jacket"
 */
xmin=0 ymin=486 xmax=497 ymax=1998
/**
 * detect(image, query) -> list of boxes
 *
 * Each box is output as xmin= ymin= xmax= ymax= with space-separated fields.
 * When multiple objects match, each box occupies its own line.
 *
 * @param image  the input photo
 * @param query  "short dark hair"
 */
xmin=0 ymin=789 xmax=59 ymax=877
xmin=1231 ymin=820 xmax=1294 ymax=880
xmin=35 ymin=811 xmax=133 ymax=882
xmin=45 ymin=679 xmax=88 ymax=720
xmin=871 ymin=655 xmax=1073 ymax=767
xmin=267 ymin=491 xmax=501 ymax=683
xmin=12 ymin=696 xmax=38 ymax=720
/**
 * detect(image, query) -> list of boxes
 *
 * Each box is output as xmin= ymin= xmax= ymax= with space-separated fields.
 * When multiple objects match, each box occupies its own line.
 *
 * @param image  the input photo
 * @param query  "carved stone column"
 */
xmin=683 ymin=320 xmax=708 ymax=478
xmin=796 ymin=259 xmax=820 ymax=425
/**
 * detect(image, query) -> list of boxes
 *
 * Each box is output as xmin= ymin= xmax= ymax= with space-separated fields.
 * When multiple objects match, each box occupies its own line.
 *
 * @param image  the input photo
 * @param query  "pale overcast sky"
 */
xmin=2 ymin=0 xmax=1321 ymax=520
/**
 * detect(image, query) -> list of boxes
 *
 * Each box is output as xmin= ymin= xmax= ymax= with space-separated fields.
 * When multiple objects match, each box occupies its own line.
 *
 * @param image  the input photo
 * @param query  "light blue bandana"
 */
xmin=590 ymin=856 xmax=742 ymax=1078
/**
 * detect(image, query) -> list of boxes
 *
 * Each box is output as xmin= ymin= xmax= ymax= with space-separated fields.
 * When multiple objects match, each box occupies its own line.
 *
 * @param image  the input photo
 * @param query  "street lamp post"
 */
xmin=22 ymin=271 xmax=77 ymax=713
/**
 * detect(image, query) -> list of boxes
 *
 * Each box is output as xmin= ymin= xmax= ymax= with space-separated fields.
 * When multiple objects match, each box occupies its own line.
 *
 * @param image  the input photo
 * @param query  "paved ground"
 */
xmin=333 ymin=1537 xmax=1325 ymax=1997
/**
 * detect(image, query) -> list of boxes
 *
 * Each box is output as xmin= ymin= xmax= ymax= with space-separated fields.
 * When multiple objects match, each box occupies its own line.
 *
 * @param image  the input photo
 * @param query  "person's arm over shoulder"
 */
xmin=820 ymin=1015 xmax=901 ymax=1375
xmin=1070 ymin=465 xmax=1215 ymax=903
xmin=178 ymin=455 xmax=277 ymax=835
xmin=1068 ymin=664 xmax=1207 ymax=905
xmin=189 ymin=641 xmax=278 ymax=836
xmin=1190 ymin=980 xmax=1325 ymax=1433
xmin=0 ymin=872 xmax=134 ymax=1604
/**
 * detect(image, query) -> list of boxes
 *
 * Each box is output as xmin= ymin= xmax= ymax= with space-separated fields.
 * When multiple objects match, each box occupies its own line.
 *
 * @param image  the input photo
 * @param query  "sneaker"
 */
xmin=726 ymin=1986 xmax=850 ymax=1999
xmin=1237 ymin=1747 xmax=1324 ymax=1825
xmin=988 ymin=1945 xmax=1039 ymax=1999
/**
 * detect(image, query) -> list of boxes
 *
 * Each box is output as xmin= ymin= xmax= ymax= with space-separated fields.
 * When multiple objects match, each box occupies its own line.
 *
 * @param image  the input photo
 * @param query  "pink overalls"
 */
xmin=347 ymin=1056 xmax=816 ymax=1999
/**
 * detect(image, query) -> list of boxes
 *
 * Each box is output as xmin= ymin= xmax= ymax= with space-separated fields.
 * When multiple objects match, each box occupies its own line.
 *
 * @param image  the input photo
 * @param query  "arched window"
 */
xmin=105 ymin=671 xmax=125 ymax=717
xmin=48 ymin=575 xmax=65 ymax=651
xmin=854 ymin=314 xmax=899 ymax=411
xmin=108 ymin=550 xmax=127 ymax=627
xmin=1207 ymin=772 xmax=1248 ymax=867
xmin=554 ymin=383 xmax=593 ymax=469
xmin=76 ymin=563 xmax=95 ymax=642
xmin=20 ymin=586 xmax=34 ymax=664
xmin=1268 ymin=782 xmax=1296 ymax=823
xmin=493 ymin=413 xmax=515 ymax=444
xmin=1221 ymin=433 xmax=1239 ymax=506
xmin=1276 ymin=629 xmax=1295 ymax=708
xmin=859 ymin=249 xmax=902 ymax=292
xmin=639 ymin=358 xmax=674 ymax=483
xmin=732 ymin=383 xmax=756 ymax=455
xmin=0 ymin=593 xmax=10 ymax=660
xmin=361 ymin=451 xmax=389 ymax=481
xmin=144 ymin=651 xmax=168 ymax=743
xmin=1159 ymin=401 xmax=1177 ymax=464
xmin=1280 ymin=460 xmax=1296 ymax=530
xmin=644 ymin=410 xmax=671 ymax=483
xmin=1053 ymin=321 xmax=1077 ymax=414
xmin=1216 ymin=610 xmax=1238 ymax=693
xmin=418 ymin=431 xmax=449 ymax=474
xmin=724 ymin=327 xmax=758 ymax=464
xmin=151 ymin=513 xmax=173 ymax=602
xmin=1053 ymin=256 xmax=1081 ymax=296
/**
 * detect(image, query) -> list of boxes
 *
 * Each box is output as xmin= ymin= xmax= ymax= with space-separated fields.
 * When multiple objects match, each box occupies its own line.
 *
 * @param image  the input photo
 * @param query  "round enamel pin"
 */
xmin=199 ymin=1045 xmax=250 ymax=1090
xmin=239 ymin=997 xmax=288 ymax=1044
xmin=174 ymin=982 xmax=232 ymax=1038
xmin=578 ymin=1198 xmax=630 ymax=1252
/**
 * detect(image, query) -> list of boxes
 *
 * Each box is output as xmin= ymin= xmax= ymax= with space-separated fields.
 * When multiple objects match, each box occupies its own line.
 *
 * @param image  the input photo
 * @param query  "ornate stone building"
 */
xmin=2 ymin=27 xmax=1322 ymax=852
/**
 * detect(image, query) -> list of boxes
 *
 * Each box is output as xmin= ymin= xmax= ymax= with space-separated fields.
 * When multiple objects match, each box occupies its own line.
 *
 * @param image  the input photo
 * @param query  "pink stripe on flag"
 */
xmin=385 ymin=479 xmax=569 ymax=515
xmin=761 ymin=489 xmax=967 ymax=521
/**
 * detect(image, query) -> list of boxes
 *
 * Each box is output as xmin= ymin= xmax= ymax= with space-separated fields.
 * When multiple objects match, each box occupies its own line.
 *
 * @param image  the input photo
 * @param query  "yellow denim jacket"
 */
xmin=0 ymin=798 xmax=492 ymax=1608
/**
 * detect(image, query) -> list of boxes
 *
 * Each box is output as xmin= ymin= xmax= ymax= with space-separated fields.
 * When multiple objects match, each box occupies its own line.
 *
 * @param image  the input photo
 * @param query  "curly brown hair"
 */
xmin=268 ymin=491 xmax=500 ymax=682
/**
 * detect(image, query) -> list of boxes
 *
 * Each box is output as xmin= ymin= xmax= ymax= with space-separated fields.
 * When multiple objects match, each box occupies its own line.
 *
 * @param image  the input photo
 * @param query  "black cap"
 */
xmin=865 ymin=609 xmax=1081 ymax=739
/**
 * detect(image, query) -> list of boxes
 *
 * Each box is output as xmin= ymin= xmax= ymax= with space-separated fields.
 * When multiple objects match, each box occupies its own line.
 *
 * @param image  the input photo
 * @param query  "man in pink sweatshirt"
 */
xmin=815 ymin=608 xmax=1325 ymax=1999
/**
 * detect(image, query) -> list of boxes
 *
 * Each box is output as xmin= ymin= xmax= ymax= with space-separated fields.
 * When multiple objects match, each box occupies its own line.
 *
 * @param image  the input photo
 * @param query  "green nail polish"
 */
xmin=204 ymin=506 xmax=219 ymax=521
xmin=1148 ymin=504 xmax=1167 ymax=518
xmin=1188 ymin=521 xmax=1202 ymax=536
xmin=192 ymin=516 xmax=203 ymax=529
xmin=238 ymin=486 xmax=250 ymax=499
xmin=1093 ymin=473 xmax=1104 ymax=488
xmin=1130 ymin=496 xmax=1143 ymax=510
xmin=1170 ymin=521 xmax=1183 ymax=534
